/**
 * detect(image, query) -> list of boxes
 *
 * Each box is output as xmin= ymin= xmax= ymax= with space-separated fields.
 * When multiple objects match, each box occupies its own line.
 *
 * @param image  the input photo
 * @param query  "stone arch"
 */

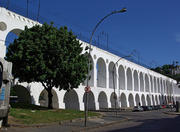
xmin=154 ymin=77 xmax=157 ymax=93
xmin=97 ymin=57 xmax=106 ymax=88
xmin=63 ymin=90 xmax=80 ymax=110
xmin=83 ymin=91 xmax=96 ymax=110
xmin=11 ymin=85 xmax=31 ymax=103
xmin=135 ymin=94 xmax=140 ymax=106
xmin=133 ymin=70 xmax=139 ymax=91
xmin=110 ymin=92 xmax=118 ymax=108
xmin=128 ymin=93 xmax=134 ymax=107
xmin=157 ymin=78 xmax=160 ymax=93
xmin=109 ymin=62 xmax=117 ymax=89
xmin=150 ymin=76 xmax=153 ymax=93
xmin=159 ymin=95 xmax=162 ymax=105
xmin=145 ymin=74 xmax=149 ymax=92
xmin=9 ymin=28 xmax=22 ymax=36
xmin=126 ymin=68 xmax=132 ymax=90
xmin=4 ymin=28 xmax=23 ymax=56
xmin=39 ymin=89 xmax=59 ymax=109
xmin=160 ymin=79 xmax=163 ymax=93
xmin=155 ymin=95 xmax=158 ymax=105
xmin=98 ymin=91 xmax=108 ymax=109
xmin=83 ymin=55 xmax=94 ymax=87
xmin=152 ymin=95 xmax=155 ymax=106
xmin=120 ymin=93 xmax=127 ymax=108
xmin=164 ymin=96 xmax=167 ymax=105
xmin=140 ymin=72 xmax=144 ymax=92
xmin=163 ymin=80 xmax=166 ymax=93
xmin=118 ymin=65 xmax=125 ymax=90
xmin=146 ymin=95 xmax=151 ymax=106
xmin=141 ymin=94 xmax=146 ymax=106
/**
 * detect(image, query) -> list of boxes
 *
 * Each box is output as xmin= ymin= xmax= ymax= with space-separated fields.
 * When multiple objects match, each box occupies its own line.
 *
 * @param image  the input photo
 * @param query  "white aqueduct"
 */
xmin=1 ymin=7 xmax=180 ymax=110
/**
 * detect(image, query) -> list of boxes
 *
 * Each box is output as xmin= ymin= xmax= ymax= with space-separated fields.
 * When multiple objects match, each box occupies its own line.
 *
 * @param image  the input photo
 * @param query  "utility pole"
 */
xmin=84 ymin=8 xmax=127 ymax=127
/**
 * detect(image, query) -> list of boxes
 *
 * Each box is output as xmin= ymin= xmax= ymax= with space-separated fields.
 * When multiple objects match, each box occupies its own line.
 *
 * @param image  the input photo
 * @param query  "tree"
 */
xmin=151 ymin=62 xmax=180 ymax=86
xmin=6 ymin=23 xmax=89 ymax=109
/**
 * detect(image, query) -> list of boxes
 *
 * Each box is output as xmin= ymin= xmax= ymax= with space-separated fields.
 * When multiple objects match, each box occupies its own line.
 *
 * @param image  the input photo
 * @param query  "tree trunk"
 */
xmin=46 ymin=88 xmax=53 ymax=109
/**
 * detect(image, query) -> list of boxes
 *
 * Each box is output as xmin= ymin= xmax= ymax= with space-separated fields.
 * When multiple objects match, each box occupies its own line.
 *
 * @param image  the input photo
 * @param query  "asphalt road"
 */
xmin=87 ymin=109 xmax=180 ymax=132
xmin=1 ymin=109 xmax=180 ymax=132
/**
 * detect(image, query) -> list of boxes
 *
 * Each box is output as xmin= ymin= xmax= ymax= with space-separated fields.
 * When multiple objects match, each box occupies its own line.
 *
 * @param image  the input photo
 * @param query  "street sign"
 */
xmin=84 ymin=86 xmax=91 ymax=92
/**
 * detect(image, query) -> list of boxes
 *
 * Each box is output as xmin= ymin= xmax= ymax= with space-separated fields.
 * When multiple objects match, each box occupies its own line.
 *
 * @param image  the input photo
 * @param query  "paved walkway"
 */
xmin=0 ymin=112 xmax=128 ymax=132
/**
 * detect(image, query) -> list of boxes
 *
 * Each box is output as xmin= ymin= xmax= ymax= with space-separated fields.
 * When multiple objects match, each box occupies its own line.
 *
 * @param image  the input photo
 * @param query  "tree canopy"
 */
xmin=6 ymin=23 xmax=89 ymax=108
xmin=151 ymin=62 xmax=180 ymax=84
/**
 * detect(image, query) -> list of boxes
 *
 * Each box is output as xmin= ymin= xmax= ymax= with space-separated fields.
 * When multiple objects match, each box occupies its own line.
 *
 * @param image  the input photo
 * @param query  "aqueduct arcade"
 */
xmin=1 ymin=7 xmax=180 ymax=110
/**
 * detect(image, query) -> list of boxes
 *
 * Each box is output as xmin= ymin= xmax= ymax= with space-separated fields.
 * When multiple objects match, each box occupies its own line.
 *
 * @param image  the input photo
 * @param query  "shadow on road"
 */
xmin=109 ymin=115 xmax=180 ymax=132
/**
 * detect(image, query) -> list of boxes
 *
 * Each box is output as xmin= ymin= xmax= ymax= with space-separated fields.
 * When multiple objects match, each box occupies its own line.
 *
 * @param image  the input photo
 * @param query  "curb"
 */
xmin=9 ymin=115 xmax=103 ymax=128
xmin=163 ymin=111 xmax=180 ymax=115
xmin=72 ymin=116 xmax=130 ymax=132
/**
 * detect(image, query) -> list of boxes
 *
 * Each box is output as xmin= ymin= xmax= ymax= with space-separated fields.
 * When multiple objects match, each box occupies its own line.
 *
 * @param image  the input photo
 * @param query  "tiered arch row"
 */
xmin=1 ymin=7 xmax=180 ymax=110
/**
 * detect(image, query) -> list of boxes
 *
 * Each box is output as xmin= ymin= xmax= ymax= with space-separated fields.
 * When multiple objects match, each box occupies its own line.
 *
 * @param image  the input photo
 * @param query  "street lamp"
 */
xmin=112 ymin=55 xmax=131 ymax=116
xmin=84 ymin=8 xmax=127 ymax=127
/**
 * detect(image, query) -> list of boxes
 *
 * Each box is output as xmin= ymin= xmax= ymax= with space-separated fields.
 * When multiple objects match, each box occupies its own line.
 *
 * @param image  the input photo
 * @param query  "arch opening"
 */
xmin=109 ymin=62 xmax=117 ymax=89
xmin=150 ymin=76 xmax=153 ymax=93
xmin=83 ymin=91 xmax=96 ymax=110
xmin=152 ymin=95 xmax=155 ymax=106
xmin=120 ymin=93 xmax=127 ymax=108
xmin=155 ymin=95 xmax=158 ymax=105
xmin=154 ymin=78 xmax=157 ymax=93
xmin=141 ymin=94 xmax=146 ymax=106
xmin=39 ymin=89 xmax=59 ymax=109
xmin=64 ymin=90 xmax=80 ymax=110
xmin=128 ymin=94 xmax=134 ymax=107
xmin=134 ymin=70 xmax=139 ymax=91
xmin=110 ymin=92 xmax=118 ymax=108
xmin=5 ymin=28 xmax=22 ymax=53
xmin=140 ymin=72 xmax=144 ymax=92
xmin=11 ymin=85 xmax=31 ymax=104
xmin=97 ymin=58 xmax=106 ymax=88
xmin=146 ymin=95 xmax=151 ymax=106
xmin=118 ymin=65 xmax=125 ymax=90
xmin=127 ymin=68 xmax=132 ymax=91
xmin=98 ymin=91 xmax=108 ymax=109
xmin=145 ymin=74 xmax=149 ymax=92
xmin=135 ymin=94 xmax=140 ymax=106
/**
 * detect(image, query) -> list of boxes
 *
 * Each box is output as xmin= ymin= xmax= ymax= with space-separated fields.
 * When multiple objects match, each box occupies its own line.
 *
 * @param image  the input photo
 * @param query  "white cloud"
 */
xmin=176 ymin=34 xmax=180 ymax=43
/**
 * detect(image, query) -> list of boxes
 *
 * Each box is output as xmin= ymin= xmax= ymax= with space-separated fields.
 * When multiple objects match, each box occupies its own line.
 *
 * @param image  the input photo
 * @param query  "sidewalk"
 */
xmin=0 ymin=112 xmax=129 ymax=132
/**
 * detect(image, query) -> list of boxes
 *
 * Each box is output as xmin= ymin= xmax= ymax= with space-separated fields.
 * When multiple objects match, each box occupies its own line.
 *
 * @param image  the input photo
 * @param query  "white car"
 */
xmin=132 ymin=106 xmax=143 ymax=112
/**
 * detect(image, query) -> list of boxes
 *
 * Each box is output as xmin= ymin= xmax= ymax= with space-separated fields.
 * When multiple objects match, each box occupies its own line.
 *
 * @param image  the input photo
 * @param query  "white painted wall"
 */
xmin=1 ymin=7 xmax=179 ymax=110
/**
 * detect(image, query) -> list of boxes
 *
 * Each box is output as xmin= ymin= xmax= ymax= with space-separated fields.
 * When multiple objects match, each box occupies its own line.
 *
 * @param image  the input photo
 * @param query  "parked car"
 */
xmin=142 ymin=106 xmax=149 ymax=111
xmin=161 ymin=105 xmax=166 ymax=108
xmin=147 ymin=106 xmax=153 ymax=110
xmin=132 ymin=106 xmax=143 ymax=112
xmin=156 ymin=105 xmax=162 ymax=109
xmin=10 ymin=96 xmax=18 ymax=103
xmin=154 ymin=105 xmax=159 ymax=110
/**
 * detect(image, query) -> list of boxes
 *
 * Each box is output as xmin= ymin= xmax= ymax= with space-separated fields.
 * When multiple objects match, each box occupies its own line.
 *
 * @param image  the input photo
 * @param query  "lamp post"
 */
xmin=84 ymin=8 xmax=127 ymax=127
xmin=112 ymin=55 xmax=131 ymax=116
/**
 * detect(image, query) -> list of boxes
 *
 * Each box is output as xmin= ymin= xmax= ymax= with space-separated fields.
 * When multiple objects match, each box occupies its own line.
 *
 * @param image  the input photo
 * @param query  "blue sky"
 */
xmin=2 ymin=0 xmax=180 ymax=67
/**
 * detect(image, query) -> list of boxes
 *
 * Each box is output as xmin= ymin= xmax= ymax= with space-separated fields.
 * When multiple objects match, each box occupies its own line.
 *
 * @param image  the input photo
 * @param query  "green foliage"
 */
xmin=6 ymin=23 xmax=89 ymax=91
xmin=10 ymin=103 xmax=98 ymax=124
xmin=151 ymin=63 xmax=180 ymax=84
